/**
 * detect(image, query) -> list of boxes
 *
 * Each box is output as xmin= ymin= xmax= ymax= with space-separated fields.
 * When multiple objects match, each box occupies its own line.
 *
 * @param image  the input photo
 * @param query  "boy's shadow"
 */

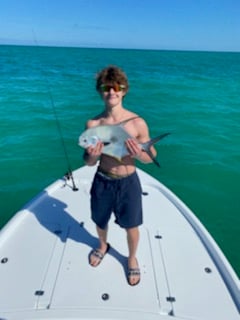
xmin=30 ymin=190 xmax=128 ymax=275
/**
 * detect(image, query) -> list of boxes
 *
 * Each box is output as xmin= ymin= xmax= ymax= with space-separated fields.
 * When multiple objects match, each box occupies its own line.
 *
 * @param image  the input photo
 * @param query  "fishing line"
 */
xmin=32 ymin=30 xmax=78 ymax=191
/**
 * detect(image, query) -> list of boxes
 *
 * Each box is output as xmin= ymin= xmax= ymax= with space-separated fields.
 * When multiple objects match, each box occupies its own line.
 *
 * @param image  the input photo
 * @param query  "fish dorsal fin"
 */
xmin=117 ymin=116 xmax=140 ymax=127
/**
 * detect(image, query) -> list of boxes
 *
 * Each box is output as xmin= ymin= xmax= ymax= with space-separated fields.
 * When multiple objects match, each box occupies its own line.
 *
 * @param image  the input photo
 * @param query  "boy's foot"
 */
xmin=89 ymin=243 xmax=110 ymax=267
xmin=128 ymin=258 xmax=141 ymax=286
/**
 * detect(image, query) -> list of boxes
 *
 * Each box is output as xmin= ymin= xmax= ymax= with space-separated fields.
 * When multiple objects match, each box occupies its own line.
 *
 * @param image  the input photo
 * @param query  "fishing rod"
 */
xmin=32 ymin=31 xmax=78 ymax=191
xmin=48 ymin=90 xmax=78 ymax=191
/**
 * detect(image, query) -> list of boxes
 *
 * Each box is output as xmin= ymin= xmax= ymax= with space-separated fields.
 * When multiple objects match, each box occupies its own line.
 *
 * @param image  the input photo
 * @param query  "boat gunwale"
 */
xmin=144 ymin=176 xmax=240 ymax=312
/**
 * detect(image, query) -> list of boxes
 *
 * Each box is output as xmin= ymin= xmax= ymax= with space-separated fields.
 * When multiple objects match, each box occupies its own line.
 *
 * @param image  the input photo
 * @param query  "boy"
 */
xmin=83 ymin=65 xmax=156 ymax=286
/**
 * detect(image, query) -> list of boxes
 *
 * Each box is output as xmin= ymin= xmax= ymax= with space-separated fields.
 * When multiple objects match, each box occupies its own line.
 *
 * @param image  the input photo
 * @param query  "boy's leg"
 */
xmin=126 ymin=227 xmax=141 ymax=285
xmin=89 ymin=225 xmax=109 ymax=266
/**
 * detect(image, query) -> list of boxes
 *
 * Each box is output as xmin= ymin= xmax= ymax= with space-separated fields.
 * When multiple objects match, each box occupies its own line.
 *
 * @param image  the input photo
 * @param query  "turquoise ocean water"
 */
xmin=0 ymin=45 xmax=239 ymax=277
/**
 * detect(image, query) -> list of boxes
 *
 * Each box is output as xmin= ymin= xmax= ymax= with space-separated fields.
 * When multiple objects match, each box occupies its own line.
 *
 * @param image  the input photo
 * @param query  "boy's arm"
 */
xmin=126 ymin=118 xmax=157 ymax=164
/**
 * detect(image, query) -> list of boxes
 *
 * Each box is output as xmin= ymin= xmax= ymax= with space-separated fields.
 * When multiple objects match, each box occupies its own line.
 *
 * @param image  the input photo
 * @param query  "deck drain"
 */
xmin=1 ymin=257 xmax=8 ymax=264
xmin=102 ymin=293 xmax=109 ymax=301
xmin=35 ymin=290 xmax=44 ymax=296
xmin=204 ymin=267 xmax=212 ymax=273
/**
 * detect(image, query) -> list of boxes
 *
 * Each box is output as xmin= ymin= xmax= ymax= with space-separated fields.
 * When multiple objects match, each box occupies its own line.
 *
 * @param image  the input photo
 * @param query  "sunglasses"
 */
xmin=100 ymin=83 xmax=125 ymax=92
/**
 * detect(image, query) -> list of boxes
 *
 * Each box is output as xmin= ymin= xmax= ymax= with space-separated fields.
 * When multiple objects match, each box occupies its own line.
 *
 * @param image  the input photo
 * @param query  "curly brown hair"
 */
xmin=96 ymin=65 xmax=129 ymax=93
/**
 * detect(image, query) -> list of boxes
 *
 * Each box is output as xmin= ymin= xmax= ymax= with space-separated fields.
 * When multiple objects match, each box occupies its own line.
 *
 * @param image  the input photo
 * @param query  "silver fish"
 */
xmin=78 ymin=117 xmax=170 ymax=167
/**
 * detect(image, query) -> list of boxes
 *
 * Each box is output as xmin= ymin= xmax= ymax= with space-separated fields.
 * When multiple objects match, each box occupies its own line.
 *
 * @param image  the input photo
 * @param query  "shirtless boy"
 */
xmin=83 ymin=65 xmax=156 ymax=286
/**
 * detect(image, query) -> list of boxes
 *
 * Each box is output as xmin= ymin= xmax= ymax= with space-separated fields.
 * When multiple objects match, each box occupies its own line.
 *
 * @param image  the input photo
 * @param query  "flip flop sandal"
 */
xmin=89 ymin=243 xmax=110 ymax=267
xmin=128 ymin=267 xmax=141 ymax=286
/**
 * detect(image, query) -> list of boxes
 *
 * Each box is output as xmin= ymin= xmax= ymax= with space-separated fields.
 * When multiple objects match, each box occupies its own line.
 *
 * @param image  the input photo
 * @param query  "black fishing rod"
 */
xmin=32 ymin=31 xmax=78 ymax=191
xmin=48 ymin=90 xmax=78 ymax=191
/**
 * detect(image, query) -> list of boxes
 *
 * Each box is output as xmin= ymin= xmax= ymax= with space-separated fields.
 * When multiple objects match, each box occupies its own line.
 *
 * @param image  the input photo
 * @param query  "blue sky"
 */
xmin=0 ymin=0 xmax=240 ymax=51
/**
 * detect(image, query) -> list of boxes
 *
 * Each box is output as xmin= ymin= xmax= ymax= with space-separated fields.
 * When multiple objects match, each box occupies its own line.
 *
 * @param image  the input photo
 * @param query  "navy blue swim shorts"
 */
xmin=90 ymin=170 xmax=143 ymax=229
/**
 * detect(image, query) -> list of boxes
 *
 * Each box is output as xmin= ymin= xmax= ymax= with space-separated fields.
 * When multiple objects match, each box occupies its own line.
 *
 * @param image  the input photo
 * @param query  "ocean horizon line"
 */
xmin=0 ymin=42 xmax=239 ymax=54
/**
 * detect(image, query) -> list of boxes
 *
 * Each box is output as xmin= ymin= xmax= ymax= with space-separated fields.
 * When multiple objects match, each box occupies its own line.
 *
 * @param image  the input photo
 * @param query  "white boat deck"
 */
xmin=0 ymin=165 xmax=239 ymax=320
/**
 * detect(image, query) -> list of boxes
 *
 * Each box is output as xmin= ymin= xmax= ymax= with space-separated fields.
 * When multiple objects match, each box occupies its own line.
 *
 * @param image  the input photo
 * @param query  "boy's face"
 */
xmin=99 ymin=83 xmax=126 ymax=108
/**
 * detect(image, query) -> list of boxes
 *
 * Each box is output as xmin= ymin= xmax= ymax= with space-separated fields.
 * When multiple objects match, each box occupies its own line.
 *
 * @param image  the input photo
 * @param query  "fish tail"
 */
xmin=145 ymin=148 xmax=161 ymax=167
xmin=142 ymin=132 xmax=170 ymax=167
xmin=148 ymin=132 xmax=171 ymax=146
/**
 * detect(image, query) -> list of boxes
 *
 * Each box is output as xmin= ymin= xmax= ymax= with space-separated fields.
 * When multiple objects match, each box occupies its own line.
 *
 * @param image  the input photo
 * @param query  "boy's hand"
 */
xmin=87 ymin=141 xmax=104 ymax=158
xmin=125 ymin=138 xmax=142 ymax=158
xmin=84 ymin=141 xmax=104 ymax=166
